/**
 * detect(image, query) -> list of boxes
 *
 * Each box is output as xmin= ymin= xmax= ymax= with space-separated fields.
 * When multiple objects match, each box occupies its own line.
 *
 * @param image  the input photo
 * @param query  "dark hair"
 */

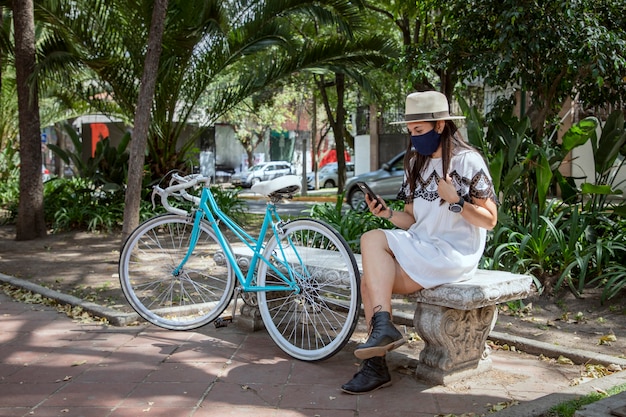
xmin=402 ymin=120 xmax=474 ymax=203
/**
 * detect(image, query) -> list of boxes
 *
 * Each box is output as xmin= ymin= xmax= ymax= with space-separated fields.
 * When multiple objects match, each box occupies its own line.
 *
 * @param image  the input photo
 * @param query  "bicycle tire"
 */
xmin=119 ymin=214 xmax=236 ymax=330
xmin=257 ymin=218 xmax=361 ymax=361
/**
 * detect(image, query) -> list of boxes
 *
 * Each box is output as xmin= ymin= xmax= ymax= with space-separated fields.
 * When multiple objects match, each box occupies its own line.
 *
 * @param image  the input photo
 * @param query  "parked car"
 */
xmin=306 ymin=162 xmax=355 ymax=190
xmin=344 ymin=151 xmax=406 ymax=210
xmin=230 ymin=161 xmax=293 ymax=188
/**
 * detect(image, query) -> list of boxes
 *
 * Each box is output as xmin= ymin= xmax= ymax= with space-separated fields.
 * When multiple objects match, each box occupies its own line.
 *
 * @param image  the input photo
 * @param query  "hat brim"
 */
xmin=390 ymin=115 xmax=465 ymax=124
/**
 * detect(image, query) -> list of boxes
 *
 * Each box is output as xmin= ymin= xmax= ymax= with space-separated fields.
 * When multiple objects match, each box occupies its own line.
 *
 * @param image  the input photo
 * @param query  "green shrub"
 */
xmin=44 ymin=177 xmax=126 ymax=232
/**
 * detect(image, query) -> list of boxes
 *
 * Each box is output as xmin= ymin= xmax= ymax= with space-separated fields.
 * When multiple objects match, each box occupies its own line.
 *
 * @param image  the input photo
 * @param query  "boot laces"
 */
xmin=366 ymin=305 xmax=384 ymax=338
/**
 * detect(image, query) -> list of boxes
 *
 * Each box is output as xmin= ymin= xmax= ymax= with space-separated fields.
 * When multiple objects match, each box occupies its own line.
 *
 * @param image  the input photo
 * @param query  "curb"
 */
xmin=0 ymin=273 xmax=139 ymax=326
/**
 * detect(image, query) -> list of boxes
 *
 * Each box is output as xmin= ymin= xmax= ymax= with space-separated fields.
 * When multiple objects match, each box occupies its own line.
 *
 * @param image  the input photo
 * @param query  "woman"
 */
xmin=341 ymin=91 xmax=498 ymax=394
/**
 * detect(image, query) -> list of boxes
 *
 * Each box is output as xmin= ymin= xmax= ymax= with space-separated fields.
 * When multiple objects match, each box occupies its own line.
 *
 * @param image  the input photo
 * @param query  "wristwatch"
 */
xmin=449 ymin=197 xmax=464 ymax=213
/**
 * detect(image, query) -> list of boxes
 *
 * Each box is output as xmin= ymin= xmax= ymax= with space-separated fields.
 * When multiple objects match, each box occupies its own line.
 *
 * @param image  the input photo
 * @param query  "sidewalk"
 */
xmin=2 ymin=286 xmax=625 ymax=417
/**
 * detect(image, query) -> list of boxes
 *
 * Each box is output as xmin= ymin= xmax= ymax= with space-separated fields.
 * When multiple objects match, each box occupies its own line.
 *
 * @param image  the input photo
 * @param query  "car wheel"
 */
xmin=323 ymin=180 xmax=335 ymax=188
xmin=348 ymin=187 xmax=367 ymax=211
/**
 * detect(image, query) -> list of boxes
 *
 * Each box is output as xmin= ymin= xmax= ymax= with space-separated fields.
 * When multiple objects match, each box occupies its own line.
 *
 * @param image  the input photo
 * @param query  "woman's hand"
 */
xmin=437 ymin=174 xmax=460 ymax=203
xmin=365 ymin=194 xmax=390 ymax=218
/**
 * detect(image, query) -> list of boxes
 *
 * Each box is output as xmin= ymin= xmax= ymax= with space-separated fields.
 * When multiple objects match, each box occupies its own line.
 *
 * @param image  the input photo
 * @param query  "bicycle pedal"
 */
xmin=214 ymin=315 xmax=233 ymax=328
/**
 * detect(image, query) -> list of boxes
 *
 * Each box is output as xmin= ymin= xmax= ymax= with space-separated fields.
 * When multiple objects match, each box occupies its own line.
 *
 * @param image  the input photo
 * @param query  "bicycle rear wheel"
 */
xmin=257 ymin=219 xmax=361 ymax=361
xmin=119 ymin=214 xmax=235 ymax=330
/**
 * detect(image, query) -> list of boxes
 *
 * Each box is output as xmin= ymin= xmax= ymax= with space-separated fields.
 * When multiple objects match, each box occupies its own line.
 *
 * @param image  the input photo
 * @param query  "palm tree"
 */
xmin=13 ymin=0 xmax=46 ymax=240
xmin=36 ymin=0 xmax=396 ymax=177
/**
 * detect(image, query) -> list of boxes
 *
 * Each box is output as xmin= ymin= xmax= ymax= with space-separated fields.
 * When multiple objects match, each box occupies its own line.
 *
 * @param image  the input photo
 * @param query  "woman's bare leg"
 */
xmin=360 ymin=229 xmax=423 ymax=323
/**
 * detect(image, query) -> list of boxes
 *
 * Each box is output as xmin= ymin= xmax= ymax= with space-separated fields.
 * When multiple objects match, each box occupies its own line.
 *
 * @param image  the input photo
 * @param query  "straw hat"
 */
xmin=391 ymin=91 xmax=465 ymax=124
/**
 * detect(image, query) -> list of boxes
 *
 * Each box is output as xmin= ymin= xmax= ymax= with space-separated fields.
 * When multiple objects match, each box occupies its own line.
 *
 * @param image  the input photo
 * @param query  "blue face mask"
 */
xmin=411 ymin=129 xmax=441 ymax=156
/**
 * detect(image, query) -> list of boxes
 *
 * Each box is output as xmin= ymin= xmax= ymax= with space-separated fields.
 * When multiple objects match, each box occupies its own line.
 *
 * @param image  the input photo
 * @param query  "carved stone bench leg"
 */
xmin=237 ymin=303 xmax=264 ymax=332
xmin=413 ymin=303 xmax=496 ymax=385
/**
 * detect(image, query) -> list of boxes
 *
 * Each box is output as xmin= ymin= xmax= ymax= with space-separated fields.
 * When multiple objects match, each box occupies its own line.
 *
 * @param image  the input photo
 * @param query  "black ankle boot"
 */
xmin=354 ymin=311 xmax=405 ymax=359
xmin=341 ymin=356 xmax=391 ymax=395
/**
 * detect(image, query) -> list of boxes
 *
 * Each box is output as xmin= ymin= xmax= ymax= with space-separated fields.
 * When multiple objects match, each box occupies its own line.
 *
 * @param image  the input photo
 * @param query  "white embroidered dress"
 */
xmin=383 ymin=148 xmax=495 ymax=289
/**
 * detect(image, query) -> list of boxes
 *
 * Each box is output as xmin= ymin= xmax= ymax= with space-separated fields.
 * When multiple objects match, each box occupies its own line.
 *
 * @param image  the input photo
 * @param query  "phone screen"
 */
xmin=356 ymin=182 xmax=384 ymax=206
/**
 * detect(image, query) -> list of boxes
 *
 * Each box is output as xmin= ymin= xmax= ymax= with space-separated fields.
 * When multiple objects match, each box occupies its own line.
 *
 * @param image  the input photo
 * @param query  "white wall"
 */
xmin=354 ymin=134 xmax=371 ymax=175
xmin=570 ymin=126 xmax=626 ymax=197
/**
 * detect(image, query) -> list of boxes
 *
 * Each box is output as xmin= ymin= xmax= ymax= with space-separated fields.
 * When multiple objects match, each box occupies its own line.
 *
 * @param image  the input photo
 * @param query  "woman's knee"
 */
xmin=360 ymin=229 xmax=387 ymax=252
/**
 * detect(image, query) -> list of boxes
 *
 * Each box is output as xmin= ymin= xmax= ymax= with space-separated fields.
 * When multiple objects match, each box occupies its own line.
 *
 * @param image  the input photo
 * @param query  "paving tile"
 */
xmin=0 ymin=363 xmax=22 ymax=380
xmin=21 ymin=406 xmax=116 ymax=417
xmin=164 ymin=338 xmax=241 ymax=363
xmin=218 ymin=359 xmax=293 ymax=385
xmin=355 ymin=374 xmax=440 ymax=414
xmin=73 ymin=362 xmax=158 ymax=383
xmin=43 ymin=382 xmax=137 ymax=407
xmin=0 ymin=345 xmax=54 ymax=365
xmin=0 ymin=408 xmax=31 ymax=417
xmin=201 ymin=381 xmax=283 ymax=408
xmin=119 ymin=382 xmax=210 ymax=408
xmin=289 ymin=355 xmax=356 ymax=385
xmin=0 ymin=330 xmax=28 ymax=344
xmin=109 ymin=407 xmax=195 ymax=416
xmin=0 ymin=382 xmax=64 ymax=407
xmin=190 ymin=405 xmax=281 ymax=417
xmin=145 ymin=362 xmax=223 ymax=383
xmin=3 ymin=362 xmax=90 ymax=384
xmin=279 ymin=383 xmax=356 ymax=410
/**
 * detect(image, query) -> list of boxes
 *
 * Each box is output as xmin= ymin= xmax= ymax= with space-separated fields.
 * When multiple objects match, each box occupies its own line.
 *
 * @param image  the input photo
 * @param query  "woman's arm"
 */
xmin=455 ymin=197 xmax=498 ymax=230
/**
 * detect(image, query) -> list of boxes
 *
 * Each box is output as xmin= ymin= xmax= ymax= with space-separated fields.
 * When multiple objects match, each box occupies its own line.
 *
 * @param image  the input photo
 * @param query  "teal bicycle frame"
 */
xmin=173 ymin=186 xmax=302 ymax=294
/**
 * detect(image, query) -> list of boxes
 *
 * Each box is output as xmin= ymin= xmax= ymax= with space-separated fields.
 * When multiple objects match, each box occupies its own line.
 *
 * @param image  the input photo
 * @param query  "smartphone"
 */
xmin=356 ymin=181 xmax=384 ymax=207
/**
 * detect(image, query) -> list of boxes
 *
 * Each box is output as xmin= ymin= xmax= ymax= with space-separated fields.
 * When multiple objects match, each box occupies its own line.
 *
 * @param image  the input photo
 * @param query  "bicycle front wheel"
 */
xmin=257 ymin=219 xmax=361 ymax=361
xmin=119 ymin=214 xmax=235 ymax=330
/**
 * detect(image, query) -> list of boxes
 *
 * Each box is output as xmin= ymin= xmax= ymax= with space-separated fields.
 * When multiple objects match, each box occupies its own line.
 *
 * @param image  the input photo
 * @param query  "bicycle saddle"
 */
xmin=251 ymin=175 xmax=301 ymax=199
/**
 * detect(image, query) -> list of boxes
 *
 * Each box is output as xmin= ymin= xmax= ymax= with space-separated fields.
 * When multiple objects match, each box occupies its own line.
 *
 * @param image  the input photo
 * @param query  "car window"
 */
xmin=391 ymin=158 xmax=404 ymax=171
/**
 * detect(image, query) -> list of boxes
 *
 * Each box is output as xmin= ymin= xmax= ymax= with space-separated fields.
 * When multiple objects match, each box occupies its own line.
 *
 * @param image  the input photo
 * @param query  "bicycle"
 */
xmin=118 ymin=173 xmax=361 ymax=361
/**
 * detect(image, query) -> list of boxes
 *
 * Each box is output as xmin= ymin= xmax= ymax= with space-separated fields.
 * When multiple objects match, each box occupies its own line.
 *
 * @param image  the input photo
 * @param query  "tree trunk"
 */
xmin=334 ymin=73 xmax=347 ymax=191
xmin=316 ymin=74 xmax=349 ymax=192
xmin=121 ymin=0 xmax=168 ymax=244
xmin=14 ymin=0 xmax=46 ymax=241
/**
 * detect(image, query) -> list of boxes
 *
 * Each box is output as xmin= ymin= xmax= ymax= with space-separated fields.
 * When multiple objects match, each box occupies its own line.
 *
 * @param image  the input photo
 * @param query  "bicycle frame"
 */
xmin=173 ymin=186 xmax=302 ymax=294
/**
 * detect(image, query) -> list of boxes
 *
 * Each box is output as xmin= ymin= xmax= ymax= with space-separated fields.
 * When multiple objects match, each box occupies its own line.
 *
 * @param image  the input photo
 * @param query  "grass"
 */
xmin=545 ymin=383 xmax=626 ymax=417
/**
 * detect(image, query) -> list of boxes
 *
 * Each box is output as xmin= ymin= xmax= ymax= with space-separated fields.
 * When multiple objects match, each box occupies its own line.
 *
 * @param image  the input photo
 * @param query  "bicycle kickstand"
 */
xmin=213 ymin=287 xmax=242 ymax=328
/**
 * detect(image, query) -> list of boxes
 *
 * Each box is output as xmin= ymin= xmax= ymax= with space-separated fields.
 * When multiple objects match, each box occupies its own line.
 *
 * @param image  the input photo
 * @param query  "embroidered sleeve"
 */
xmin=449 ymin=151 xmax=497 ymax=204
xmin=397 ymin=180 xmax=410 ymax=201
xmin=467 ymin=169 xmax=496 ymax=202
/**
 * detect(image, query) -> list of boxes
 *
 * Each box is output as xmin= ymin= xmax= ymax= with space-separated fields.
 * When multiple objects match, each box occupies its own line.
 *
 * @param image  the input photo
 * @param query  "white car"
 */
xmin=231 ymin=161 xmax=293 ymax=188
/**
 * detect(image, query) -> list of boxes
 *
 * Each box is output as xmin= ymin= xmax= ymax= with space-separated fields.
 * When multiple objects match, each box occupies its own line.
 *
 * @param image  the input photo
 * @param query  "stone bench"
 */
xmin=407 ymin=268 xmax=532 ymax=385
xmin=230 ymin=246 xmax=532 ymax=385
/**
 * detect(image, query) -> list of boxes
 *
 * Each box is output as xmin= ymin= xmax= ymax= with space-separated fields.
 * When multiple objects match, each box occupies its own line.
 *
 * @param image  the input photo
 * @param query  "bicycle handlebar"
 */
xmin=152 ymin=173 xmax=211 ymax=216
